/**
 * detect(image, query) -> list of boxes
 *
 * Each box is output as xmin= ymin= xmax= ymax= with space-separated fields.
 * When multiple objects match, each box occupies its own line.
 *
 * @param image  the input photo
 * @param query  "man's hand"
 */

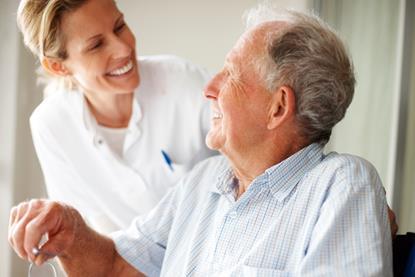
xmin=8 ymin=199 xmax=144 ymax=276
xmin=8 ymin=199 xmax=79 ymax=265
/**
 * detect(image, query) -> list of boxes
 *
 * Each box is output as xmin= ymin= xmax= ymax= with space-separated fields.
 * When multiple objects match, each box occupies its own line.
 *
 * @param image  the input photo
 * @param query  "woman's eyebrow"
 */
xmin=84 ymin=14 xmax=124 ymax=43
xmin=114 ymin=13 xmax=124 ymax=26
xmin=85 ymin=33 xmax=102 ymax=43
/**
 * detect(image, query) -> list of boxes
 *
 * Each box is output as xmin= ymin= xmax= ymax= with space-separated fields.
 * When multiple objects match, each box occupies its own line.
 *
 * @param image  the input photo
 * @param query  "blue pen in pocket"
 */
xmin=161 ymin=150 xmax=174 ymax=172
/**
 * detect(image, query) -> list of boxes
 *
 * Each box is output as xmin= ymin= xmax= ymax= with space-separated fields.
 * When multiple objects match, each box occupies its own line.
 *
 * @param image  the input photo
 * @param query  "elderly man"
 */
xmin=9 ymin=9 xmax=392 ymax=276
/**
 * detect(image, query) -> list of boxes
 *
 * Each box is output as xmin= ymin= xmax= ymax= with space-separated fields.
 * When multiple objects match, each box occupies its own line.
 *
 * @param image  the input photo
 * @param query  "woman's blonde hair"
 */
xmin=17 ymin=0 xmax=87 ymax=94
xmin=17 ymin=0 xmax=87 ymax=59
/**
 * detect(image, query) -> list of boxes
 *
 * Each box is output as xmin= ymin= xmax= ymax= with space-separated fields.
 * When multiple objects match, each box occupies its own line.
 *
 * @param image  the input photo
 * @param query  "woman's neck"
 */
xmin=85 ymin=91 xmax=133 ymax=128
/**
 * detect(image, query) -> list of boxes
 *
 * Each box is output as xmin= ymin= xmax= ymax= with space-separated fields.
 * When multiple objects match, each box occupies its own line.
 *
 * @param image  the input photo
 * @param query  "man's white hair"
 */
xmin=241 ymin=3 xmax=355 ymax=145
xmin=243 ymin=2 xmax=293 ymax=30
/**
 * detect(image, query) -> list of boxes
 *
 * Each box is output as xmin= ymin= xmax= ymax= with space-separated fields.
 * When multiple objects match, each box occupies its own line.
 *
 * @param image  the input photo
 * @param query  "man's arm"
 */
xmin=58 ymin=222 xmax=143 ymax=276
xmin=8 ymin=199 xmax=143 ymax=276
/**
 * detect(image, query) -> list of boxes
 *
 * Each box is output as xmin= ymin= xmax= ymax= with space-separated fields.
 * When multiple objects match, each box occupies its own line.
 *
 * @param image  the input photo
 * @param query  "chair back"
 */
xmin=393 ymin=232 xmax=415 ymax=277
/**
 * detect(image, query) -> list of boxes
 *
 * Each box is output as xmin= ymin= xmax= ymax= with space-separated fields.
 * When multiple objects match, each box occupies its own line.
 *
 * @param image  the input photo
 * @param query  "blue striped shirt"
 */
xmin=112 ymin=143 xmax=392 ymax=276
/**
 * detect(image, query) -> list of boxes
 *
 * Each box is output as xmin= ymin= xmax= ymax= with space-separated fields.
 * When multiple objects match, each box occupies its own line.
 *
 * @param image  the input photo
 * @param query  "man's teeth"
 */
xmin=213 ymin=113 xmax=223 ymax=119
xmin=108 ymin=60 xmax=133 ymax=76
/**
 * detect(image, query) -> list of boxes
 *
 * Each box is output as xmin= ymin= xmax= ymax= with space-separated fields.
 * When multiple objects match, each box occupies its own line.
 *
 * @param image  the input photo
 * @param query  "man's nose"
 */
xmin=204 ymin=74 xmax=222 ymax=99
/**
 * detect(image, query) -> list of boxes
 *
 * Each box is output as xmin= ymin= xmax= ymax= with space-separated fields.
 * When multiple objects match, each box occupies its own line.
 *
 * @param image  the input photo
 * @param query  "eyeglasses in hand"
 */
xmin=28 ymin=247 xmax=58 ymax=277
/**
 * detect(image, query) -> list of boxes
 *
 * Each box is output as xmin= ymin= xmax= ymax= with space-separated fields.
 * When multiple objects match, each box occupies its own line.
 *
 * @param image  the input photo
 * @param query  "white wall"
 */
xmin=1 ymin=1 xmax=45 ymax=276
xmin=117 ymin=0 xmax=311 ymax=73
xmin=0 ymin=2 xmax=19 ymax=276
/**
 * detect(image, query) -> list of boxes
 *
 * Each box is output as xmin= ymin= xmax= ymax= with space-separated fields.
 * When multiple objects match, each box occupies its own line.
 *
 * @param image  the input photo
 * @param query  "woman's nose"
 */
xmin=108 ymin=35 xmax=133 ymax=59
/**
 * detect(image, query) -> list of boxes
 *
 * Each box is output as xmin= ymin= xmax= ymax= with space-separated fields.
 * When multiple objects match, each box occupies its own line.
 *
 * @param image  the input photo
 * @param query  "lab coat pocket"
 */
xmin=161 ymin=161 xmax=191 ymax=184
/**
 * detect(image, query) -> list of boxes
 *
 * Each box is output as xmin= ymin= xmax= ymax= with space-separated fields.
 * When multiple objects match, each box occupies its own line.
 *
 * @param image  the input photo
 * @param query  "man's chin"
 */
xmin=205 ymin=134 xmax=223 ymax=151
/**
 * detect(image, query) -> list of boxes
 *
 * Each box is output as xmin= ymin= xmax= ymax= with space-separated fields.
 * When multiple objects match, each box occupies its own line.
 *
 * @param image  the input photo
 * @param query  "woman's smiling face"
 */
xmin=59 ymin=0 xmax=140 ymax=96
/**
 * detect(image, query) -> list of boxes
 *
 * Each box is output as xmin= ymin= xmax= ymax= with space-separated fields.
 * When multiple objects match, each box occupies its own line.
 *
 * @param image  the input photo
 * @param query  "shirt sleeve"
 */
xmin=298 ymin=163 xmax=393 ymax=276
xmin=110 ymin=183 xmax=181 ymax=277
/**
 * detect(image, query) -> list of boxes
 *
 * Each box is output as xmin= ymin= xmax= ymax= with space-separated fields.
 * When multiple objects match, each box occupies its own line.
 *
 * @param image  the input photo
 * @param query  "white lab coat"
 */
xmin=30 ymin=55 xmax=217 ymax=233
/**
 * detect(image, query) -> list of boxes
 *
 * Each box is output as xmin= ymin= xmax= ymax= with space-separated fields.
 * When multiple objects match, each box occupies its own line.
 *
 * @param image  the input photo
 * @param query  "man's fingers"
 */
xmin=15 ymin=202 xmax=30 ymax=223
xmin=9 ymin=200 xmax=47 ymax=261
xmin=23 ymin=208 xmax=59 ymax=261
xmin=25 ymin=202 xmax=76 ymax=262
xmin=34 ymin=252 xmax=52 ymax=266
xmin=8 ymin=206 xmax=18 ymax=247
xmin=9 ymin=202 xmax=32 ymax=259
xmin=8 ymin=200 xmax=77 ymax=265
xmin=8 ymin=200 xmax=41 ymax=246
xmin=33 ymin=233 xmax=69 ymax=266
xmin=9 ymin=206 xmax=17 ymax=228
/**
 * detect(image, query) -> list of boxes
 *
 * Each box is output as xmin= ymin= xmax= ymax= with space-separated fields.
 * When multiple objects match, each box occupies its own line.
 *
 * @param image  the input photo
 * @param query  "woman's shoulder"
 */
xmin=30 ymin=89 xmax=83 ymax=130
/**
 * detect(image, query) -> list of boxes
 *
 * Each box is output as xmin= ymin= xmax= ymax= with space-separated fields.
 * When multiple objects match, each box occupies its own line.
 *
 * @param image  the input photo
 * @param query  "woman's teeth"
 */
xmin=108 ymin=60 xmax=133 ymax=76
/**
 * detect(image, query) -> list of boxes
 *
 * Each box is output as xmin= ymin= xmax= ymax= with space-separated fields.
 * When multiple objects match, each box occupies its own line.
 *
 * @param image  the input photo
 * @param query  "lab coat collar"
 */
xmin=80 ymin=90 xmax=143 ymax=144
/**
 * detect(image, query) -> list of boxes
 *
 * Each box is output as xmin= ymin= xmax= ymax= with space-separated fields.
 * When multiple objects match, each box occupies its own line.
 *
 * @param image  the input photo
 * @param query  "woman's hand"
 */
xmin=8 ymin=199 xmax=81 ymax=265
xmin=388 ymin=206 xmax=399 ymax=239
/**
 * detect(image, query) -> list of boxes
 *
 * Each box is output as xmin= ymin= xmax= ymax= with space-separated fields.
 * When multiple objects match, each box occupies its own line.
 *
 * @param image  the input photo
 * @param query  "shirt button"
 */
xmin=224 ymin=187 xmax=233 ymax=194
xmin=94 ymin=136 xmax=104 ymax=146
xmin=228 ymin=211 xmax=237 ymax=219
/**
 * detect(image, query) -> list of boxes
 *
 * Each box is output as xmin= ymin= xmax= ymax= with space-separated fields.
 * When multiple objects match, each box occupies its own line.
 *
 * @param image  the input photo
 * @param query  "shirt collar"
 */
xmin=264 ymin=143 xmax=324 ymax=202
xmin=210 ymin=143 xmax=324 ymax=202
xmin=80 ymin=90 xmax=142 ymax=139
xmin=214 ymin=167 xmax=236 ymax=195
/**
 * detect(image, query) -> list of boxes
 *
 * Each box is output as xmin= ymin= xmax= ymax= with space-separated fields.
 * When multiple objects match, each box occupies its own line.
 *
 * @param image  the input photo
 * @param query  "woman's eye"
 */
xmin=89 ymin=41 xmax=102 ymax=51
xmin=115 ymin=23 xmax=126 ymax=33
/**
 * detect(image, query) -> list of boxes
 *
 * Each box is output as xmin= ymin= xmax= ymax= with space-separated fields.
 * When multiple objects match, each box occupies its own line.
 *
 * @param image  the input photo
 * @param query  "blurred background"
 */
xmin=1 ymin=0 xmax=414 ymax=276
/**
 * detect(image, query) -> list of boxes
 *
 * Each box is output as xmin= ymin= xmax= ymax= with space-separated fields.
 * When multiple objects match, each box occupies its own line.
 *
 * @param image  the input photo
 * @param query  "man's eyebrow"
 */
xmin=224 ymin=60 xmax=240 ymax=78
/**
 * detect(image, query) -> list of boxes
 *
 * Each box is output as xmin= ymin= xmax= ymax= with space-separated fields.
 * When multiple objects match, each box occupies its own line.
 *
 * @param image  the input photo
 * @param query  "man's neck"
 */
xmin=230 ymin=139 xmax=308 ymax=200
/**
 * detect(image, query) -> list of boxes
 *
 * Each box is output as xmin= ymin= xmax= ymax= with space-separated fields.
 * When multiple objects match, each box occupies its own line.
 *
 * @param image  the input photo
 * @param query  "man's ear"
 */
xmin=41 ymin=57 xmax=70 ymax=76
xmin=267 ymin=85 xmax=296 ymax=130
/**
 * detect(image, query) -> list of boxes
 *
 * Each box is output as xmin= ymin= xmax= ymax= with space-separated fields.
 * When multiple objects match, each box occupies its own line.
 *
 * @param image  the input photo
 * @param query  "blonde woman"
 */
xmin=17 ymin=0 xmax=216 ymax=233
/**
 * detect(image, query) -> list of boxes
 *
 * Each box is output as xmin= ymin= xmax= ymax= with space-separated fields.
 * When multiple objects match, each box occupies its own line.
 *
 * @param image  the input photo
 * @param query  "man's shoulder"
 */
xmin=321 ymin=152 xmax=379 ymax=179
xmin=309 ymin=152 xmax=383 ymax=192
